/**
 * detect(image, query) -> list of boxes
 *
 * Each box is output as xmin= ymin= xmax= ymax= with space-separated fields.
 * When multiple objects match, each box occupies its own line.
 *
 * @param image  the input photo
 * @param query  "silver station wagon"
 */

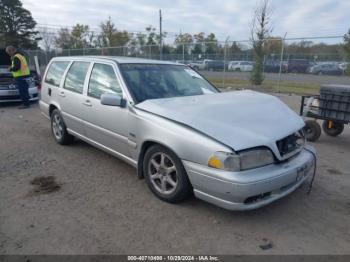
xmin=40 ymin=56 xmax=316 ymax=210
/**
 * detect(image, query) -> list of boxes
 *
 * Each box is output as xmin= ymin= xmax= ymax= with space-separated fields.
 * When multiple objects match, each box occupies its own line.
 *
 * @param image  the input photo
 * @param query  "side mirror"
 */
xmin=100 ymin=93 xmax=125 ymax=107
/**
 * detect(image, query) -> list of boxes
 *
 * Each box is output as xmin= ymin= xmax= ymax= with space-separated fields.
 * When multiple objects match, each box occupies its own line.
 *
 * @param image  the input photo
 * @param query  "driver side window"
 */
xmin=88 ymin=63 xmax=122 ymax=99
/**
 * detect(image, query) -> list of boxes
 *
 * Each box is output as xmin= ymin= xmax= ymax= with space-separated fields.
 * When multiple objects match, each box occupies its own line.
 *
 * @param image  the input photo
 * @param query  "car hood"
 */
xmin=136 ymin=90 xmax=305 ymax=152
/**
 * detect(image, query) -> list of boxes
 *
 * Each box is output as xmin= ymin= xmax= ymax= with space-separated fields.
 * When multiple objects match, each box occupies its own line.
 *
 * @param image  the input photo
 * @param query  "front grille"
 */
xmin=276 ymin=131 xmax=305 ymax=157
xmin=0 ymin=95 xmax=21 ymax=100
xmin=0 ymin=78 xmax=15 ymax=84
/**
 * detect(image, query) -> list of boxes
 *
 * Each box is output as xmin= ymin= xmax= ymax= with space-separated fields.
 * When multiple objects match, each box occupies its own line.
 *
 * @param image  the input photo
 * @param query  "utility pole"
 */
xmin=159 ymin=9 xmax=163 ymax=60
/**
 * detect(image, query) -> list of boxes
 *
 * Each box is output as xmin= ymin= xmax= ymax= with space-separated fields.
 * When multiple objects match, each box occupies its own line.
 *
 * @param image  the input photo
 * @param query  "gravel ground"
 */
xmin=0 ymin=94 xmax=350 ymax=255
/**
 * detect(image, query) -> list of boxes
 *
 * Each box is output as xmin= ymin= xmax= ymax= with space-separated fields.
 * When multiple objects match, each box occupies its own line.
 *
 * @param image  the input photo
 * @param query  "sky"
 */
xmin=21 ymin=0 xmax=349 ymax=43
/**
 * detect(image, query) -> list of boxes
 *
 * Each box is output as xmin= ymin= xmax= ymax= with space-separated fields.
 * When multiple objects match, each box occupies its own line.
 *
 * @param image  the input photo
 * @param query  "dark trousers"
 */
xmin=15 ymin=77 xmax=30 ymax=106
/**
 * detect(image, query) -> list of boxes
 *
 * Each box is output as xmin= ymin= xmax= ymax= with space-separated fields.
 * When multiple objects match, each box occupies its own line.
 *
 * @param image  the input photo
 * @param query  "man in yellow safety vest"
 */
xmin=6 ymin=46 xmax=31 ymax=109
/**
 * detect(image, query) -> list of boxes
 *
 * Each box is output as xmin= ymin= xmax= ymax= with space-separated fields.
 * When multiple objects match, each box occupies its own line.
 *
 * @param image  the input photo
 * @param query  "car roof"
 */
xmin=50 ymin=56 xmax=181 ymax=65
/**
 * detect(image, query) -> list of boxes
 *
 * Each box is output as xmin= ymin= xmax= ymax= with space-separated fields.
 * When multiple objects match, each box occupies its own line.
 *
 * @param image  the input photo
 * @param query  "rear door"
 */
xmin=59 ymin=61 xmax=91 ymax=136
xmin=81 ymin=62 xmax=130 ymax=157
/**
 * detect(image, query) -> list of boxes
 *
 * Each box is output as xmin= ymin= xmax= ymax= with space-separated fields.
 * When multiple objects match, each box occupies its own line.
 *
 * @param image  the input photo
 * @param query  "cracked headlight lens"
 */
xmin=208 ymin=149 xmax=274 ymax=172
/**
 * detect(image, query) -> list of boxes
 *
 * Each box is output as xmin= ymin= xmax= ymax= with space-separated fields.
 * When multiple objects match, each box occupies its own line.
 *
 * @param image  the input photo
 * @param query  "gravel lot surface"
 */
xmin=0 ymin=94 xmax=350 ymax=255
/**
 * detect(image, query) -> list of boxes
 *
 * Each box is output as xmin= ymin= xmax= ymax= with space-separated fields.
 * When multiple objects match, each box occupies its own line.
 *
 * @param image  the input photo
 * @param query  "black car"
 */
xmin=0 ymin=49 xmax=40 ymax=103
xmin=286 ymin=59 xmax=311 ymax=74
xmin=263 ymin=60 xmax=287 ymax=73
xmin=205 ymin=60 xmax=227 ymax=71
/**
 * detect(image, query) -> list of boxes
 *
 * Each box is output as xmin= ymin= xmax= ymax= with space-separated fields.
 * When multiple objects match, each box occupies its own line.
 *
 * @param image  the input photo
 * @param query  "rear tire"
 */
xmin=322 ymin=120 xmax=344 ymax=137
xmin=303 ymin=120 xmax=321 ymax=142
xmin=143 ymin=145 xmax=192 ymax=203
xmin=50 ymin=109 xmax=74 ymax=145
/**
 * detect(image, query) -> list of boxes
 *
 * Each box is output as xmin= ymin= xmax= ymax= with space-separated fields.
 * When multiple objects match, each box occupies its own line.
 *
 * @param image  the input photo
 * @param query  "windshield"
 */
xmin=119 ymin=64 xmax=218 ymax=103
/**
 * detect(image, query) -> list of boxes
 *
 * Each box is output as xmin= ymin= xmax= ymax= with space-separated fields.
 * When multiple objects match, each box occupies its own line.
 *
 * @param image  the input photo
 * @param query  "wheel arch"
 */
xmin=137 ymin=140 xmax=182 ymax=179
xmin=49 ymin=102 xmax=61 ymax=117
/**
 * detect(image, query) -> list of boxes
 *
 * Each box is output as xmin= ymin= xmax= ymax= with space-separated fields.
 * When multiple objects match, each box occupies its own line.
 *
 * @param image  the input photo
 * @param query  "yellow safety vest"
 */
xmin=11 ymin=53 xmax=30 ymax=78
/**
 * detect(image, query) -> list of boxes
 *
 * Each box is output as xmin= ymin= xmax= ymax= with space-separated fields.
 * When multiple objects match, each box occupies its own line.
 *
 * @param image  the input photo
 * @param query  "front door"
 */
xmin=81 ymin=62 xmax=130 ymax=157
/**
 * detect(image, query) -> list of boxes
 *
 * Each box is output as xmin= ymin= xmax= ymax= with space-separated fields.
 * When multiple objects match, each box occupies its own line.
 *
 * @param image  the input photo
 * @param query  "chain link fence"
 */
xmin=27 ymin=36 xmax=349 ymax=94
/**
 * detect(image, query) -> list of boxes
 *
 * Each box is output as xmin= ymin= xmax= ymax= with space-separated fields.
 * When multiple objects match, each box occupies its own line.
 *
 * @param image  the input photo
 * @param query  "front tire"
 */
xmin=143 ymin=145 xmax=192 ymax=203
xmin=51 ymin=109 xmax=74 ymax=145
xmin=303 ymin=120 xmax=321 ymax=142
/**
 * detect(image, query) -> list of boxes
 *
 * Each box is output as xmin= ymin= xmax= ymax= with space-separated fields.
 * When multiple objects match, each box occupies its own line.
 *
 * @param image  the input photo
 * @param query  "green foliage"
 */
xmin=0 ymin=0 xmax=40 ymax=49
xmin=192 ymin=33 xmax=205 ymax=55
xmin=204 ymin=33 xmax=218 ymax=54
xmin=174 ymin=33 xmax=193 ymax=54
xmin=54 ymin=24 xmax=95 ymax=49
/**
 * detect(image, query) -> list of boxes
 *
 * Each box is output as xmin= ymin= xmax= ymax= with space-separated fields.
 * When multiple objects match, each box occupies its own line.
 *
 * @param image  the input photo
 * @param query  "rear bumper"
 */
xmin=0 ymin=87 xmax=39 ymax=103
xmin=183 ymin=145 xmax=316 ymax=211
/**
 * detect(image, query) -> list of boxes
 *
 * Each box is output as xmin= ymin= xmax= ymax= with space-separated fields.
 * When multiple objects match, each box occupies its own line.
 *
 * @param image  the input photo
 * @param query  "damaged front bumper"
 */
xmin=183 ymin=145 xmax=316 ymax=211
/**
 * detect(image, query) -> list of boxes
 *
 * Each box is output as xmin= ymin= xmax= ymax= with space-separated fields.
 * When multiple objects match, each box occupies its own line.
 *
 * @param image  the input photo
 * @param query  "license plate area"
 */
xmin=8 ymin=90 xmax=19 ymax=95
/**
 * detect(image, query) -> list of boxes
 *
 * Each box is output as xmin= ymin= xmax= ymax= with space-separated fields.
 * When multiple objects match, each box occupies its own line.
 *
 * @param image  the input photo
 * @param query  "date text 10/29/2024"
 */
xmin=127 ymin=256 xmax=220 ymax=261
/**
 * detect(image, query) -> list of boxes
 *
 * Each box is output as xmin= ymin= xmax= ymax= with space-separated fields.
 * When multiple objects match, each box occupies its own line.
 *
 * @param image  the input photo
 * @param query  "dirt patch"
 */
xmin=327 ymin=168 xmax=343 ymax=175
xmin=30 ymin=176 xmax=61 ymax=194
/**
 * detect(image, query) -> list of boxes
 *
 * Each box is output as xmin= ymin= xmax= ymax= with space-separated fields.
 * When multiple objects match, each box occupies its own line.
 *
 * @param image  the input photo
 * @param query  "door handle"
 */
xmin=59 ymin=91 xmax=65 ymax=97
xmin=83 ymin=100 xmax=92 ymax=107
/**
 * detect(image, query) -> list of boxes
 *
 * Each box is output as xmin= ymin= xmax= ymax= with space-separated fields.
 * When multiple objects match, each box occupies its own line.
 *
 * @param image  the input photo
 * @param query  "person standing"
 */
xmin=5 ymin=46 xmax=31 ymax=109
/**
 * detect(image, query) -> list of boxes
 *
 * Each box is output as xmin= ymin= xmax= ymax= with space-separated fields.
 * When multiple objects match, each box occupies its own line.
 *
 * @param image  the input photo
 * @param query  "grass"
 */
xmin=207 ymin=77 xmax=320 ymax=96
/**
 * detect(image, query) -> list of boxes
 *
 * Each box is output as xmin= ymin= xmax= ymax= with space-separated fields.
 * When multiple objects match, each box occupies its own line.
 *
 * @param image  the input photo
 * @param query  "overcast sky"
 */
xmin=22 ymin=0 xmax=348 ymax=42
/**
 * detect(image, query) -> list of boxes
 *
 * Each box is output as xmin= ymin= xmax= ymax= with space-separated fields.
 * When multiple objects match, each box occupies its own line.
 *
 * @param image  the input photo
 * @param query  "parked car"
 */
xmin=205 ymin=60 xmax=227 ymax=71
xmin=0 ymin=49 xmax=40 ymax=103
xmin=228 ymin=61 xmax=254 ymax=72
xmin=189 ymin=59 xmax=212 ymax=70
xmin=263 ymin=60 xmax=286 ymax=73
xmin=285 ymin=59 xmax=311 ymax=74
xmin=40 ymin=56 xmax=316 ymax=211
xmin=339 ymin=62 xmax=349 ymax=72
xmin=308 ymin=63 xmax=343 ymax=76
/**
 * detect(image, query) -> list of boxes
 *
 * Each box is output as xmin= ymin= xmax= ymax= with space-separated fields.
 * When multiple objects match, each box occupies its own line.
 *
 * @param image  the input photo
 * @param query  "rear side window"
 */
xmin=88 ymin=63 xmax=122 ymax=99
xmin=45 ymin=61 xmax=70 ymax=87
xmin=64 ymin=62 xmax=90 ymax=94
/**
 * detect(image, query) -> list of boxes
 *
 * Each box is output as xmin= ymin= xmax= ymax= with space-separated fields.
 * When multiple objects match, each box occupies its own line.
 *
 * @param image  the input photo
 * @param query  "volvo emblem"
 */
xmin=8 ymin=84 xmax=16 ymax=90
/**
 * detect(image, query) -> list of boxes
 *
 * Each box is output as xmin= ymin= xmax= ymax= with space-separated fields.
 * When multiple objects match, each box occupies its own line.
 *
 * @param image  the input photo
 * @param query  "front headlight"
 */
xmin=208 ymin=149 xmax=274 ymax=172
xmin=239 ymin=149 xmax=275 ymax=170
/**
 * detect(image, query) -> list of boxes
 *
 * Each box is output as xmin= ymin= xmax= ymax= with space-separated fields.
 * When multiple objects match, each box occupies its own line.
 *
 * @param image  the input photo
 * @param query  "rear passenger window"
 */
xmin=88 ymin=63 xmax=122 ymax=99
xmin=64 ymin=62 xmax=90 ymax=94
xmin=45 ymin=61 xmax=69 ymax=87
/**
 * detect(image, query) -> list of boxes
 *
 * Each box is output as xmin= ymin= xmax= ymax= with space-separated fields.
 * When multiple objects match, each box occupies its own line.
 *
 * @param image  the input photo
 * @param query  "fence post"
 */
xmin=223 ymin=37 xmax=230 ymax=88
xmin=182 ymin=44 xmax=185 ymax=62
xmin=278 ymin=32 xmax=288 ymax=92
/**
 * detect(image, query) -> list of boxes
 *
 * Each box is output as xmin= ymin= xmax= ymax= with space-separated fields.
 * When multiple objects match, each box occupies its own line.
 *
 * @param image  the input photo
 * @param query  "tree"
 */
xmin=174 ymin=33 xmax=193 ymax=55
xmin=98 ymin=17 xmax=116 ymax=47
xmin=54 ymin=28 xmax=72 ymax=49
xmin=192 ymin=32 xmax=205 ymax=55
xmin=98 ymin=17 xmax=131 ymax=47
xmin=38 ymin=27 xmax=55 ymax=51
xmin=204 ymin=33 xmax=218 ymax=55
xmin=250 ymin=0 xmax=272 ymax=85
xmin=263 ymin=37 xmax=282 ymax=57
xmin=0 ymin=0 xmax=41 ymax=48
xmin=70 ymin=24 xmax=92 ymax=48
xmin=54 ymin=24 xmax=95 ymax=49
xmin=344 ymin=29 xmax=350 ymax=75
